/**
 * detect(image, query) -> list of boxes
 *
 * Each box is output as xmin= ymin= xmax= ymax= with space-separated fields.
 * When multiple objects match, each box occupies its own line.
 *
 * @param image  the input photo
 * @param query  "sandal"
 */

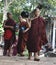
xmin=34 ymin=58 xmax=40 ymax=61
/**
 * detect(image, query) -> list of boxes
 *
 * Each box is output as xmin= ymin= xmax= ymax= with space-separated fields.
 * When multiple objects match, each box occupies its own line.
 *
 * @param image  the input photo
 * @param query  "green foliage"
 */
xmin=0 ymin=1 xmax=3 ymax=24
xmin=0 ymin=0 xmax=56 ymax=23
xmin=0 ymin=0 xmax=56 ymax=34
xmin=48 ymin=0 xmax=56 ymax=7
xmin=0 ymin=13 xmax=3 ymax=23
xmin=0 ymin=1 xmax=4 ymax=7
xmin=8 ymin=0 xmax=27 ymax=22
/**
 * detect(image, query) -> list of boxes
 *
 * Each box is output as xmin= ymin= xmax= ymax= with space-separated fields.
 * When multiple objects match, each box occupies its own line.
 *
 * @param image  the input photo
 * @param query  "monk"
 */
xmin=17 ymin=11 xmax=30 ymax=56
xmin=27 ymin=6 xmax=48 ymax=61
xmin=3 ymin=12 xmax=16 ymax=56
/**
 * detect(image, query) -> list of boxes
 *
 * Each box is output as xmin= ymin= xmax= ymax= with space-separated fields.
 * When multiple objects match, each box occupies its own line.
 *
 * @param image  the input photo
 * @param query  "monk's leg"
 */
xmin=34 ymin=52 xmax=40 ymax=61
xmin=7 ymin=43 xmax=11 ymax=56
xmin=28 ymin=52 xmax=32 ymax=60
xmin=19 ymin=40 xmax=26 ymax=56
xmin=3 ymin=42 xmax=7 ymax=56
xmin=37 ymin=51 xmax=40 ymax=56
xmin=3 ymin=48 xmax=7 ymax=56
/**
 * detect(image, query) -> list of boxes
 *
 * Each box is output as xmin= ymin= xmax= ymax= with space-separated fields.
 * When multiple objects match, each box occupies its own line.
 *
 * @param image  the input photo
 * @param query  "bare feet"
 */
xmin=19 ymin=53 xmax=25 ymax=56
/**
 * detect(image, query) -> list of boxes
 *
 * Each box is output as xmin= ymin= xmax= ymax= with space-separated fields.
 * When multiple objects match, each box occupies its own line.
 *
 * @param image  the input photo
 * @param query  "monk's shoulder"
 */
xmin=39 ymin=16 xmax=44 ymax=20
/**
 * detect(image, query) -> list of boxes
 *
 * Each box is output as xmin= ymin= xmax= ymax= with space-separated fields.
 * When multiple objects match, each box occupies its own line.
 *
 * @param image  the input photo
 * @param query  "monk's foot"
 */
xmin=7 ymin=54 xmax=11 ymax=57
xmin=20 ymin=53 xmax=25 ymax=56
xmin=28 ymin=57 xmax=31 ymax=60
xmin=34 ymin=58 xmax=40 ymax=61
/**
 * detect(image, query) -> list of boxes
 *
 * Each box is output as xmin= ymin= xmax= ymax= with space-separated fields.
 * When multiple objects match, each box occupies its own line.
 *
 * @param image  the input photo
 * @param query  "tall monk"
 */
xmin=3 ymin=12 xmax=16 ymax=56
xmin=17 ymin=11 xmax=30 ymax=56
xmin=27 ymin=6 xmax=48 ymax=61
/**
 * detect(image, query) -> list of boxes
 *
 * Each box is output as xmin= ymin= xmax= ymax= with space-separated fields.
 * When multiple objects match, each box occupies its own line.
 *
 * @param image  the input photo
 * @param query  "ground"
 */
xmin=0 ymin=46 xmax=56 ymax=65
xmin=0 ymin=56 xmax=56 ymax=65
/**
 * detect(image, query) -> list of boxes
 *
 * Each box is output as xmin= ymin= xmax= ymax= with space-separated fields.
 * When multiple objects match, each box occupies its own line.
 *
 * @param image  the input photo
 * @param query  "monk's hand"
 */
xmin=23 ymin=28 xmax=29 ymax=33
xmin=10 ymin=26 xmax=14 ymax=29
xmin=23 ymin=30 xmax=26 ymax=33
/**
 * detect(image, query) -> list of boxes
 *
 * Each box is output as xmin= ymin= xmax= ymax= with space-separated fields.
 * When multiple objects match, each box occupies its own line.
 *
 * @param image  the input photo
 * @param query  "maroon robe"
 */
xmin=3 ymin=19 xmax=16 ymax=56
xmin=27 ymin=16 xmax=48 ymax=52
xmin=17 ymin=21 xmax=29 ymax=54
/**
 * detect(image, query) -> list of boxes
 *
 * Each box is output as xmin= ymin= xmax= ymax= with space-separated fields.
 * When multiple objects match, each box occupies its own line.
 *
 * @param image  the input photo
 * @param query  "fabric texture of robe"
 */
xmin=3 ymin=19 xmax=16 ymax=55
xmin=17 ymin=21 xmax=29 ymax=53
xmin=27 ymin=16 xmax=48 ymax=52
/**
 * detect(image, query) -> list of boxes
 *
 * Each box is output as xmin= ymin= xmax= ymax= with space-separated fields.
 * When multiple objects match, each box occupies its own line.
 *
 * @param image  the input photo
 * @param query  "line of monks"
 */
xmin=3 ymin=5 xmax=48 ymax=61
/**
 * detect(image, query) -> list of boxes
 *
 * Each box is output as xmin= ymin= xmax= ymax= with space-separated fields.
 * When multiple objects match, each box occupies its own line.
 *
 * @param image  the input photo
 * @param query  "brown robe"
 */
xmin=27 ymin=16 xmax=48 ymax=52
xmin=3 ymin=19 xmax=16 ymax=56
xmin=17 ymin=21 xmax=29 ymax=53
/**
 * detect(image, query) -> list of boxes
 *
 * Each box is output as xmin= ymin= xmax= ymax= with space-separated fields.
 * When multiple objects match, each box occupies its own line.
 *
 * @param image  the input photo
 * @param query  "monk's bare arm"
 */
xmin=23 ymin=19 xmax=31 ymax=33
xmin=3 ymin=20 xmax=14 ymax=29
xmin=4 ymin=25 xmax=14 ymax=29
